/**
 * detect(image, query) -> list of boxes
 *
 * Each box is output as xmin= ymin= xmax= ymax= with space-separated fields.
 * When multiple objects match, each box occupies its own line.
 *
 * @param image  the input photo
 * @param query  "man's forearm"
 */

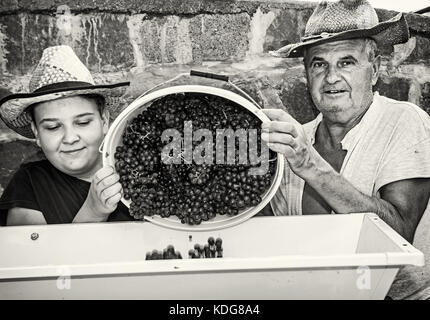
xmin=299 ymin=155 xmax=410 ymax=240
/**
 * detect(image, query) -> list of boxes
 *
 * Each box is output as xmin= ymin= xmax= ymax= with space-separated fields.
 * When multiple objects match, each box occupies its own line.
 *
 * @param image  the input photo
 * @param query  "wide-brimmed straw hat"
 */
xmin=0 ymin=45 xmax=130 ymax=138
xmin=270 ymin=0 xmax=410 ymax=58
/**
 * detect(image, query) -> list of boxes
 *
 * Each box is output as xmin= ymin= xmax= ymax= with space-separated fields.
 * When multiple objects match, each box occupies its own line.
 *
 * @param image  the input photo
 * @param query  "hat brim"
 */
xmin=0 ymin=81 xmax=130 ymax=139
xmin=270 ymin=12 xmax=409 ymax=58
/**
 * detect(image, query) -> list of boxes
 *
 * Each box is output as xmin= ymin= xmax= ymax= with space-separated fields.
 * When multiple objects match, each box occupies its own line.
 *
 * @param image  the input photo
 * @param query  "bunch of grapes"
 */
xmin=114 ymin=93 xmax=277 ymax=225
xmin=144 ymin=237 xmax=224 ymax=260
xmin=189 ymin=237 xmax=223 ymax=258
xmin=146 ymin=245 xmax=182 ymax=260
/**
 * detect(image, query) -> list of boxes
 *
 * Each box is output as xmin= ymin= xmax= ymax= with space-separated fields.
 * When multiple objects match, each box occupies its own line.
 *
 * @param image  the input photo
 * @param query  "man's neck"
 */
xmin=316 ymin=99 xmax=373 ymax=151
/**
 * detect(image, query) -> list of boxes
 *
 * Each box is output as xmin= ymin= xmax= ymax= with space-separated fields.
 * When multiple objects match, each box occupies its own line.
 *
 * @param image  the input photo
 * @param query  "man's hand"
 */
xmin=74 ymin=166 xmax=122 ymax=223
xmin=261 ymin=109 xmax=318 ymax=178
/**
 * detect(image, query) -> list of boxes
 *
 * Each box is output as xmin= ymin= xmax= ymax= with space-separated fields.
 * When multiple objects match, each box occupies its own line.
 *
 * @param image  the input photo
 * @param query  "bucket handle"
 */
xmin=133 ymin=72 xmax=190 ymax=103
xmin=130 ymin=70 xmax=263 ymax=111
xmin=190 ymin=70 xmax=262 ymax=110
xmin=99 ymin=70 xmax=263 ymax=155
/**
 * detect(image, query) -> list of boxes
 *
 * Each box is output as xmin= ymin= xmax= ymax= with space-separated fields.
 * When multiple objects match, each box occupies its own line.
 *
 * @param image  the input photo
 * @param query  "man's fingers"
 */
xmin=94 ymin=166 xmax=115 ymax=185
xmin=261 ymin=121 xmax=298 ymax=137
xmin=261 ymin=109 xmax=298 ymax=124
xmin=261 ymin=132 xmax=297 ymax=149
xmin=267 ymin=142 xmax=295 ymax=158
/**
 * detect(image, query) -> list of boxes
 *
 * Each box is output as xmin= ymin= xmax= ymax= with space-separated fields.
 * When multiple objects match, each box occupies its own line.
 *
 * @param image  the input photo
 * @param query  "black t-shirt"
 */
xmin=0 ymin=160 xmax=134 ymax=226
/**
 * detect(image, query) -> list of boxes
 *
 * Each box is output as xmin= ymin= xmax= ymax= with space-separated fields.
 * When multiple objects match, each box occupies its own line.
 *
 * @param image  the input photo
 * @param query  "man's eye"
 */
xmin=340 ymin=61 xmax=354 ymax=67
xmin=312 ymin=62 xmax=326 ymax=69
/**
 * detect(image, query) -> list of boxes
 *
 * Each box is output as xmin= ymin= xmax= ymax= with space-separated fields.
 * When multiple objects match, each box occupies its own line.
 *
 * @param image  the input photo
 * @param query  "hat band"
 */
xmin=34 ymin=81 xmax=94 ymax=93
xmin=301 ymin=32 xmax=334 ymax=42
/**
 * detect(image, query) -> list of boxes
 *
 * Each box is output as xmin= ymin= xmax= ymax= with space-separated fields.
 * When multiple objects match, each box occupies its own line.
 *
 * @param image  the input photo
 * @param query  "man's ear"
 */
xmin=371 ymin=55 xmax=381 ymax=86
xmin=30 ymin=121 xmax=41 ymax=147
xmin=102 ymin=108 xmax=110 ymax=135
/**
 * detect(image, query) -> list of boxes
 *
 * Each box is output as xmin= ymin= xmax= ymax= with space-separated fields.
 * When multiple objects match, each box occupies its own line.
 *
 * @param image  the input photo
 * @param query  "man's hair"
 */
xmin=28 ymin=94 xmax=106 ymax=125
xmin=364 ymin=38 xmax=378 ymax=62
xmin=303 ymin=38 xmax=379 ymax=66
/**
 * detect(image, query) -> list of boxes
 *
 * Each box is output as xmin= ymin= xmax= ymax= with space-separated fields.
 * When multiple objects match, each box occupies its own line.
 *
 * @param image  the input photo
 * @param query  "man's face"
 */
xmin=305 ymin=39 xmax=380 ymax=123
xmin=31 ymin=95 xmax=108 ymax=179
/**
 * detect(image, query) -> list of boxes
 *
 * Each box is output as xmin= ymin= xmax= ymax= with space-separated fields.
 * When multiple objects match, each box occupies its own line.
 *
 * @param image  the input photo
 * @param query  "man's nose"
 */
xmin=325 ymin=65 xmax=341 ymax=84
xmin=62 ymin=126 xmax=79 ymax=144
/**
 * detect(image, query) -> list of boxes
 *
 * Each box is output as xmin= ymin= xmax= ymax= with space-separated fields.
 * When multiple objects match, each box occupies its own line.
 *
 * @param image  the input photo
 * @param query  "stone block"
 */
xmin=264 ymin=9 xmax=299 ymax=52
xmin=375 ymin=76 xmax=410 ymax=102
xmin=0 ymin=13 xmax=135 ymax=75
xmin=133 ymin=15 xmax=175 ymax=64
xmin=0 ymin=0 xmax=19 ymax=12
xmin=73 ymin=14 xmax=135 ymax=72
xmin=189 ymin=13 xmax=250 ymax=62
xmin=14 ymin=0 xmax=259 ymax=15
xmin=0 ymin=14 xmax=58 ymax=75
xmin=128 ymin=14 xmax=211 ymax=65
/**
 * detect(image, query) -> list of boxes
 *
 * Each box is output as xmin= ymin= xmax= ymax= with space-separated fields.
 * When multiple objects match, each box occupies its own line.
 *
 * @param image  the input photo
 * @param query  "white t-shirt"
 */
xmin=270 ymin=92 xmax=430 ymax=299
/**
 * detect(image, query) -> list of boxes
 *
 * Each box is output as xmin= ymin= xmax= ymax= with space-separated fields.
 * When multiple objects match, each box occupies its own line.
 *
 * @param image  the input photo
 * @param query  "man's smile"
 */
xmin=322 ymin=89 xmax=349 ymax=98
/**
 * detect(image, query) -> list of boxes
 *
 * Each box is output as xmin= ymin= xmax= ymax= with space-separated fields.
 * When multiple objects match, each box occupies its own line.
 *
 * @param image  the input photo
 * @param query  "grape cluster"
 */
xmin=146 ymin=245 xmax=182 ymax=260
xmin=114 ymin=93 xmax=277 ymax=225
xmin=189 ymin=237 xmax=223 ymax=258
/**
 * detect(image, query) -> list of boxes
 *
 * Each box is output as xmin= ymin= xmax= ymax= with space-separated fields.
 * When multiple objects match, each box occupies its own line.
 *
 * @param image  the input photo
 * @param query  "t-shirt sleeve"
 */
xmin=375 ymin=110 xmax=430 ymax=192
xmin=0 ymin=166 xmax=40 ymax=226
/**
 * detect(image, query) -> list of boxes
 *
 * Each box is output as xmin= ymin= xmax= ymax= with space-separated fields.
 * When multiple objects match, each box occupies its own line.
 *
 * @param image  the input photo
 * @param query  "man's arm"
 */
xmin=377 ymin=178 xmax=430 ymax=242
xmin=301 ymin=154 xmax=430 ymax=242
xmin=261 ymin=109 xmax=430 ymax=242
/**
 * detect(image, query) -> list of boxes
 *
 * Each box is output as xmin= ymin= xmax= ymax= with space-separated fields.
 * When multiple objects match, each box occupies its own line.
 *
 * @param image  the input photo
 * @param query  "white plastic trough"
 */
xmin=0 ymin=213 xmax=424 ymax=300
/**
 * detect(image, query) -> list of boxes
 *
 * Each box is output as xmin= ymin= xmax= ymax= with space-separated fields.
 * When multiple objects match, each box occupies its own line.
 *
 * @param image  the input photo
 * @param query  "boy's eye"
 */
xmin=77 ymin=120 xmax=91 ymax=126
xmin=44 ymin=125 xmax=60 ymax=131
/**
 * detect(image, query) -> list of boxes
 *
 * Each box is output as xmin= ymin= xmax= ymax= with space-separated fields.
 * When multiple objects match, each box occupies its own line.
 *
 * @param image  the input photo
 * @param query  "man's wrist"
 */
xmin=293 ymin=148 xmax=323 ymax=179
xmin=299 ymin=149 xmax=335 ymax=184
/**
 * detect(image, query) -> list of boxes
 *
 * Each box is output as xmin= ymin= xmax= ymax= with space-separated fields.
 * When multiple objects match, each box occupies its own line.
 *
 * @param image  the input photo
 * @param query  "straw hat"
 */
xmin=270 ymin=0 xmax=410 ymax=58
xmin=0 ymin=45 xmax=130 ymax=138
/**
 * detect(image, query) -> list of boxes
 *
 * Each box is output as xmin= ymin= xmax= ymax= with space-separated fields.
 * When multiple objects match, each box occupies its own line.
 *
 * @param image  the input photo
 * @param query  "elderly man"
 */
xmin=262 ymin=0 xmax=430 ymax=299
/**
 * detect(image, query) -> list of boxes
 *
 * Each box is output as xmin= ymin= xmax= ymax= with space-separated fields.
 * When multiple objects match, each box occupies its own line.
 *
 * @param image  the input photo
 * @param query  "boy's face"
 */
xmin=31 ymin=95 xmax=108 ymax=179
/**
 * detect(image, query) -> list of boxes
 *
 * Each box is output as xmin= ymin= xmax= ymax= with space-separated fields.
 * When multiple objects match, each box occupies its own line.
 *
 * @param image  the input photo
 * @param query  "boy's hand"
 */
xmin=85 ymin=166 xmax=122 ymax=218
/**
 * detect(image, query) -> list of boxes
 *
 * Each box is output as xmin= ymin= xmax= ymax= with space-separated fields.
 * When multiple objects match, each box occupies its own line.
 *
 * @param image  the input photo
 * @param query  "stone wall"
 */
xmin=1 ymin=0 xmax=430 ymax=193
